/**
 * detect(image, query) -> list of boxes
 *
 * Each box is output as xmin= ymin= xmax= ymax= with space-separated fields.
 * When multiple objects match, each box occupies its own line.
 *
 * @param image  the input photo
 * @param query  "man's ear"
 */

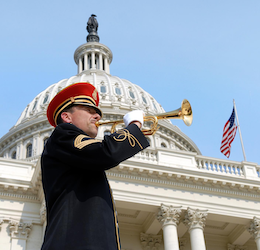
xmin=61 ymin=112 xmax=72 ymax=123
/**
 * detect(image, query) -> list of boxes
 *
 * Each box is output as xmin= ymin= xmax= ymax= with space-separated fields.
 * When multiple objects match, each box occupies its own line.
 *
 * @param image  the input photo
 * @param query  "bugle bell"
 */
xmin=96 ymin=99 xmax=193 ymax=136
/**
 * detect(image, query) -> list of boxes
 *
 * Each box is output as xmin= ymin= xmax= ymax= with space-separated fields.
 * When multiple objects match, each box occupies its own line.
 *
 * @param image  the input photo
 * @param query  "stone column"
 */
xmin=140 ymin=233 xmax=162 ymax=250
xmin=91 ymin=52 xmax=95 ymax=69
xmin=99 ymin=53 xmax=103 ymax=70
xmin=78 ymin=57 xmax=83 ymax=73
xmin=104 ymin=57 xmax=109 ymax=74
xmin=157 ymin=204 xmax=182 ymax=250
xmin=247 ymin=216 xmax=260 ymax=250
xmin=84 ymin=53 xmax=88 ymax=70
xmin=183 ymin=207 xmax=208 ymax=250
xmin=33 ymin=132 xmax=40 ymax=156
xmin=9 ymin=221 xmax=32 ymax=250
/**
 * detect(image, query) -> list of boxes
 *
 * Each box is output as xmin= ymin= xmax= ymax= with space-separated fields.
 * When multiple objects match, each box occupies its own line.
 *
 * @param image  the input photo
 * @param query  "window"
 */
xmin=43 ymin=94 xmax=49 ymax=104
xmin=115 ymin=87 xmax=121 ymax=95
xmin=100 ymin=86 xmax=106 ymax=93
xmin=152 ymin=101 xmax=158 ymax=111
xmin=23 ymin=106 xmax=29 ymax=118
xmin=32 ymin=100 xmax=38 ymax=111
xmin=26 ymin=144 xmax=32 ymax=158
xmin=11 ymin=151 xmax=16 ymax=159
xmin=129 ymin=90 xmax=135 ymax=99
xmin=142 ymin=96 xmax=147 ymax=104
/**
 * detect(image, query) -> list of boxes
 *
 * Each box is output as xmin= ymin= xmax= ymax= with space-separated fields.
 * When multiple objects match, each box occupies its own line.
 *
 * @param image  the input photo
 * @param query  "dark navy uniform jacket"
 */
xmin=41 ymin=123 xmax=149 ymax=250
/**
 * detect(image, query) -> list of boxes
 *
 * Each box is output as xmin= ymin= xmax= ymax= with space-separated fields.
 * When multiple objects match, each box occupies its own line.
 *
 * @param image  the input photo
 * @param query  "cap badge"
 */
xmin=92 ymin=89 xmax=97 ymax=101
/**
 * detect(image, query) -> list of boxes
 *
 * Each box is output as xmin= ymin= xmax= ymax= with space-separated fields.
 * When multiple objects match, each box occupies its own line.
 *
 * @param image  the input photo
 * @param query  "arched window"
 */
xmin=100 ymin=86 xmax=107 ymax=93
xmin=152 ymin=101 xmax=158 ymax=111
xmin=115 ymin=87 xmax=121 ymax=95
xmin=11 ymin=151 xmax=16 ymax=159
xmin=43 ymin=93 xmax=49 ymax=104
xmin=26 ymin=144 xmax=32 ymax=158
xmin=142 ymin=95 xmax=147 ymax=104
xmin=23 ymin=106 xmax=29 ymax=119
xmin=129 ymin=90 xmax=135 ymax=99
xmin=32 ymin=100 xmax=38 ymax=111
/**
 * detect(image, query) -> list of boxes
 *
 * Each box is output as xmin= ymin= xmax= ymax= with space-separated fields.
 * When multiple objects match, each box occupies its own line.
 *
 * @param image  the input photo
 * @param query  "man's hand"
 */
xmin=123 ymin=110 xmax=144 ymax=129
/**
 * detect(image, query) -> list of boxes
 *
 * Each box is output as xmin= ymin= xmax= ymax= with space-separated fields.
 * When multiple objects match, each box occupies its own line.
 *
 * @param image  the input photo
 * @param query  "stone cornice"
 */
xmin=0 ymin=190 xmax=38 ymax=202
xmin=107 ymin=164 xmax=260 ymax=200
xmin=0 ymin=178 xmax=42 ymax=202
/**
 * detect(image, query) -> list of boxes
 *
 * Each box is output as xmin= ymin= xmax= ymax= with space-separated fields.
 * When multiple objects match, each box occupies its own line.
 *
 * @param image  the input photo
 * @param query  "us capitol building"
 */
xmin=0 ymin=15 xmax=259 ymax=250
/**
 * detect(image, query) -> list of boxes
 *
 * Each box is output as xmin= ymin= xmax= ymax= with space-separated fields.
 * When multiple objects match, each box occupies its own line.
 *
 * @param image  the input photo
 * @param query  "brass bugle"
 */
xmin=96 ymin=99 xmax=193 ymax=136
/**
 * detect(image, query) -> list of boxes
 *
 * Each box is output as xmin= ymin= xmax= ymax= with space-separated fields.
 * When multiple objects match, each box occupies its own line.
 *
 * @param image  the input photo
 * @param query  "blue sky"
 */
xmin=0 ymin=0 xmax=259 ymax=164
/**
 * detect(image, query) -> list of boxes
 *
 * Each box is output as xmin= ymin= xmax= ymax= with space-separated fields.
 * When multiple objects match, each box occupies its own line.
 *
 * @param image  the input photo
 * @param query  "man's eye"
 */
xmin=85 ymin=108 xmax=95 ymax=114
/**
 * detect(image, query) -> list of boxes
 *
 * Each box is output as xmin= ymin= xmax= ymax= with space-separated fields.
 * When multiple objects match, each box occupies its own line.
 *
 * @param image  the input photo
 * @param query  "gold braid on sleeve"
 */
xmin=113 ymin=129 xmax=143 ymax=149
xmin=74 ymin=134 xmax=101 ymax=149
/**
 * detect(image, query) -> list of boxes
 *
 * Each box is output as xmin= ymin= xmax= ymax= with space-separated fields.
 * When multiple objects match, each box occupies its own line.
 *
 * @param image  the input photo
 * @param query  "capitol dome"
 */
xmin=15 ymin=69 xmax=166 ymax=128
xmin=0 ymin=18 xmax=201 ymax=160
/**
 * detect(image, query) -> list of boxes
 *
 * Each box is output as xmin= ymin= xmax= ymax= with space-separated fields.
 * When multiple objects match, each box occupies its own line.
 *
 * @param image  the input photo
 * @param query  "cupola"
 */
xmin=74 ymin=14 xmax=113 ymax=74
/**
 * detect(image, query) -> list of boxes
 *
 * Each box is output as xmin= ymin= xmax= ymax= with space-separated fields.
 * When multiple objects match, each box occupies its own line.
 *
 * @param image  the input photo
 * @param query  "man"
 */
xmin=41 ymin=82 xmax=149 ymax=250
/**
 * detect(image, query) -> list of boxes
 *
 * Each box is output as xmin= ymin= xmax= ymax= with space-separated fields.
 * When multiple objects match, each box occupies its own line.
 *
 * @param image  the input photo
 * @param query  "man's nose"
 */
xmin=94 ymin=113 xmax=101 ymax=120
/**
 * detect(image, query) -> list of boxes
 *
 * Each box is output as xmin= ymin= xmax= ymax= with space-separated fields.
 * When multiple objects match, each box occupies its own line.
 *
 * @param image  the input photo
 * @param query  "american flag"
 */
xmin=220 ymin=107 xmax=237 ymax=158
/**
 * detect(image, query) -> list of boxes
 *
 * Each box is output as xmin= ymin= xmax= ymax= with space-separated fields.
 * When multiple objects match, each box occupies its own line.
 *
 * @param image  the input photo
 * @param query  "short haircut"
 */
xmin=56 ymin=105 xmax=75 ymax=125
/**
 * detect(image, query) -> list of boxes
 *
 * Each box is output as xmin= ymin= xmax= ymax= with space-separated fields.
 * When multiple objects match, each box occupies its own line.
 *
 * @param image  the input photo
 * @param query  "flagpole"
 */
xmin=233 ymin=99 xmax=247 ymax=161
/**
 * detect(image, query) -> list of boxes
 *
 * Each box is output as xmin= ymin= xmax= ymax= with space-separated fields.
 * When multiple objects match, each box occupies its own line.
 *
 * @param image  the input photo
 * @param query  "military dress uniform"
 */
xmin=41 ymin=82 xmax=149 ymax=250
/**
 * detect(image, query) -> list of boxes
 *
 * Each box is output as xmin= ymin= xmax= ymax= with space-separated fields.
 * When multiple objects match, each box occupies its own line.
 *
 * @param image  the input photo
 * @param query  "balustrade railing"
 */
xmin=196 ymin=157 xmax=245 ymax=177
xmin=132 ymin=148 xmax=260 ymax=179
xmin=133 ymin=149 xmax=157 ymax=162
